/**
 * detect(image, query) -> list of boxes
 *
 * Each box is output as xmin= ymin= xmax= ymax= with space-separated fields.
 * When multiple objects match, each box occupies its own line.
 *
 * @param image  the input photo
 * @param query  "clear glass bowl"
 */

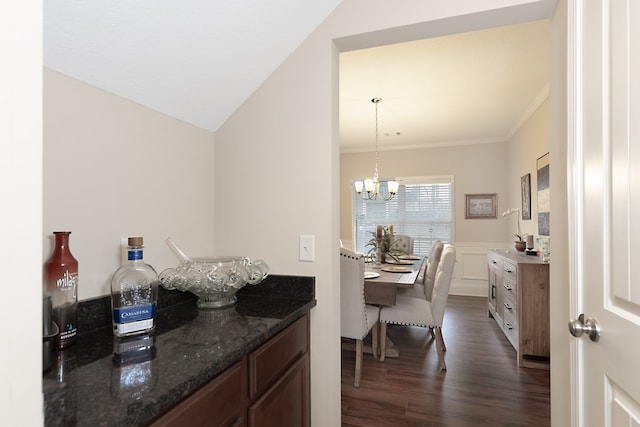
xmin=159 ymin=256 xmax=268 ymax=309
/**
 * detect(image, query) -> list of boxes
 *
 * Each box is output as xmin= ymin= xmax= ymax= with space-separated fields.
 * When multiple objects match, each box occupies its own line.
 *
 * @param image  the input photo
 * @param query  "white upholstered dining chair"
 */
xmin=340 ymin=247 xmax=380 ymax=387
xmin=391 ymin=234 xmax=414 ymax=254
xmin=379 ymin=245 xmax=456 ymax=370
xmin=398 ymin=240 xmax=444 ymax=300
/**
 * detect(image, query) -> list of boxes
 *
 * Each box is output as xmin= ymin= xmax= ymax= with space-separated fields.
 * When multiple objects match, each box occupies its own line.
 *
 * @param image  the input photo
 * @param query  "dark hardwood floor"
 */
xmin=341 ymin=295 xmax=550 ymax=427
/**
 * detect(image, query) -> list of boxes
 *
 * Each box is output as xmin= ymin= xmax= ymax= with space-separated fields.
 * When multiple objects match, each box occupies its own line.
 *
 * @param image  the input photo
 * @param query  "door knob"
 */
xmin=568 ymin=313 xmax=600 ymax=342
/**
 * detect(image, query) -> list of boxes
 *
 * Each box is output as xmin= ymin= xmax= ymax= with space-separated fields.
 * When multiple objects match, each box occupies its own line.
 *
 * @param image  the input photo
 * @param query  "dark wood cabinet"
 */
xmin=150 ymin=313 xmax=310 ymax=426
xmin=248 ymin=314 xmax=310 ymax=427
xmin=151 ymin=361 xmax=246 ymax=427
xmin=487 ymin=250 xmax=549 ymax=369
xmin=248 ymin=354 xmax=309 ymax=427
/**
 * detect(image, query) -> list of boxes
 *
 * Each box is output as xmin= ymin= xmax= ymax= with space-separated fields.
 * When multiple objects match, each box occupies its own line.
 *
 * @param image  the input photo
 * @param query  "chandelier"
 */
xmin=354 ymin=98 xmax=399 ymax=201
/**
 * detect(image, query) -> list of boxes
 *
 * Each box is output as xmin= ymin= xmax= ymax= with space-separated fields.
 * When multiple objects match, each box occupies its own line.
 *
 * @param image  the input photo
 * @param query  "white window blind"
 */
xmin=352 ymin=176 xmax=453 ymax=257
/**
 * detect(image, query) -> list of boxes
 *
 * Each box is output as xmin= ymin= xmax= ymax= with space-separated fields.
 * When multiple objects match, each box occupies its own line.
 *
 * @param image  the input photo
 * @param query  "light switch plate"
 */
xmin=299 ymin=235 xmax=315 ymax=262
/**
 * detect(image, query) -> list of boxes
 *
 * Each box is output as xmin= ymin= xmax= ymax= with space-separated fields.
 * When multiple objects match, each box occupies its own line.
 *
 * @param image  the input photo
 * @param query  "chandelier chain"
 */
xmin=353 ymin=97 xmax=397 ymax=201
xmin=374 ymin=97 xmax=380 ymax=181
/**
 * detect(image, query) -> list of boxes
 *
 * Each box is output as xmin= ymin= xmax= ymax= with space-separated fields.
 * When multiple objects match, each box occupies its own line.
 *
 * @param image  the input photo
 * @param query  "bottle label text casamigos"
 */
xmin=111 ymin=237 xmax=158 ymax=337
xmin=113 ymin=303 xmax=156 ymax=335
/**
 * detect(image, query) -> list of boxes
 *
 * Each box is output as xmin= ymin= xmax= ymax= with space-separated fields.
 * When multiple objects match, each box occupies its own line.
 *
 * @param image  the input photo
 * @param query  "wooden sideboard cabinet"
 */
xmin=487 ymin=250 xmax=550 ymax=369
xmin=151 ymin=313 xmax=310 ymax=427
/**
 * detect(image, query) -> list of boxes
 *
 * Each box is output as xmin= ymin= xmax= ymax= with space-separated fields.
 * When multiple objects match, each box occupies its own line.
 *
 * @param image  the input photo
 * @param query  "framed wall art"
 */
xmin=521 ymin=173 xmax=531 ymax=220
xmin=465 ymin=193 xmax=497 ymax=219
xmin=537 ymin=152 xmax=550 ymax=236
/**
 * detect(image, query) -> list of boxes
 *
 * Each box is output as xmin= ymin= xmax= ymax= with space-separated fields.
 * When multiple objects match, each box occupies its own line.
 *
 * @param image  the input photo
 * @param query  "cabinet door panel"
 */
xmin=248 ymin=354 xmax=310 ymax=427
xmin=150 ymin=360 xmax=245 ymax=427
xmin=249 ymin=315 xmax=308 ymax=399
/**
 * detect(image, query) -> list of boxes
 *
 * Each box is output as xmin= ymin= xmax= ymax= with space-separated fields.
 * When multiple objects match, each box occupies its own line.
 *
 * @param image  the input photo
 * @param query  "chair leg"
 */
xmin=433 ymin=327 xmax=447 ymax=371
xmin=379 ymin=322 xmax=387 ymax=362
xmin=371 ymin=322 xmax=379 ymax=359
xmin=354 ymin=339 xmax=363 ymax=387
xmin=430 ymin=326 xmax=445 ymax=351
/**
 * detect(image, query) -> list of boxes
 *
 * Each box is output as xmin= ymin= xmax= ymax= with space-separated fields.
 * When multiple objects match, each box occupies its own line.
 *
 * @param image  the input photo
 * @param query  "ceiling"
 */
xmin=44 ymin=3 xmax=549 ymax=153
xmin=43 ymin=0 xmax=342 ymax=132
xmin=339 ymin=19 xmax=549 ymax=153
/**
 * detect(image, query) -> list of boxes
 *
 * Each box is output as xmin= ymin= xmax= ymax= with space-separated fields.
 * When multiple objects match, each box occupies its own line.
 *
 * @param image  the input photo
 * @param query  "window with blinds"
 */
xmin=352 ymin=176 xmax=454 ymax=257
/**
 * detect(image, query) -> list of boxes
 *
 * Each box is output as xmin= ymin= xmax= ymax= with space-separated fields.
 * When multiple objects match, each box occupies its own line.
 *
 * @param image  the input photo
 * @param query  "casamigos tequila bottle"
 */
xmin=110 ymin=237 xmax=158 ymax=337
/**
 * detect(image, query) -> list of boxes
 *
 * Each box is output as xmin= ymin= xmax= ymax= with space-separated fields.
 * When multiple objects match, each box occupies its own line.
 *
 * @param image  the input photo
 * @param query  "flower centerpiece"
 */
xmin=502 ymin=208 xmax=527 ymax=252
xmin=365 ymin=225 xmax=401 ymax=264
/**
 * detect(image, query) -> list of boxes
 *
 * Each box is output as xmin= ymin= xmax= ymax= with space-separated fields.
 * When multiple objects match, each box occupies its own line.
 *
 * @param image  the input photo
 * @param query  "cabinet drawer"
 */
xmin=488 ymin=256 xmax=503 ymax=270
xmin=502 ymin=290 xmax=517 ymax=321
xmin=151 ymin=360 xmax=245 ymax=427
xmin=503 ymin=308 xmax=518 ymax=349
xmin=502 ymin=278 xmax=517 ymax=301
xmin=503 ymin=288 xmax=516 ymax=310
xmin=503 ymin=260 xmax=517 ymax=281
xmin=249 ymin=315 xmax=308 ymax=399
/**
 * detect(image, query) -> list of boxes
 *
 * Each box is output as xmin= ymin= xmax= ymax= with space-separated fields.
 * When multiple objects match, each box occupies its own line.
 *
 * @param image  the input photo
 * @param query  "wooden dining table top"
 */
xmin=363 ymin=257 xmax=425 ymax=306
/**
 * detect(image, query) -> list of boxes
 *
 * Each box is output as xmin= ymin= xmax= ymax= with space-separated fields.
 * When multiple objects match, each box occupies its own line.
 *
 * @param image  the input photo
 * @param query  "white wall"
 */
xmin=1 ymin=2 xmax=43 ymax=424
xmin=341 ymin=142 xmax=509 ymax=244
xmin=44 ymin=69 xmax=215 ymax=300
xmin=213 ymin=1 xmax=558 ymax=425
xmin=505 ymin=96 xmax=550 ymax=243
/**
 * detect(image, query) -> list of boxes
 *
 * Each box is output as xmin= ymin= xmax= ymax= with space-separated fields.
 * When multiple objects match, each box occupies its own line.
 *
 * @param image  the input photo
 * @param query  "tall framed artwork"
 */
xmin=537 ymin=153 xmax=550 ymax=236
xmin=521 ymin=173 xmax=531 ymax=220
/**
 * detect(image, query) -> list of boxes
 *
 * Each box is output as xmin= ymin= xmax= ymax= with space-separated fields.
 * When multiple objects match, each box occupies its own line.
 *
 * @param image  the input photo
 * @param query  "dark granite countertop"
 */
xmin=43 ymin=275 xmax=315 ymax=427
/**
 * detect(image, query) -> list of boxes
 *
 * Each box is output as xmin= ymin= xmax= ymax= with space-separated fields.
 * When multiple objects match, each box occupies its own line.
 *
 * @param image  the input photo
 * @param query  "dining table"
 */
xmin=363 ymin=255 xmax=426 ymax=358
xmin=364 ymin=255 xmax=425 ymax=305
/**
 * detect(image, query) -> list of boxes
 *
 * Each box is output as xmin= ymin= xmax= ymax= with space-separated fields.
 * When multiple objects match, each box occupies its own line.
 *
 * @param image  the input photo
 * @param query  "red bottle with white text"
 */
xmin=44 ymin=231 xmax=78 ymax=349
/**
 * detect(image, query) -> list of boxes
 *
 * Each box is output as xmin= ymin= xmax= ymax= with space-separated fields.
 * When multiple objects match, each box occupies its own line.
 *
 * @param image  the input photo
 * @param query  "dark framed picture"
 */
xmin=465 ymin=193 xmax=497 ymax=219
xmin=537 ymin=152 xmax=550 ymax=236
xmin=521 ymin=173 xmax=531 ymax=220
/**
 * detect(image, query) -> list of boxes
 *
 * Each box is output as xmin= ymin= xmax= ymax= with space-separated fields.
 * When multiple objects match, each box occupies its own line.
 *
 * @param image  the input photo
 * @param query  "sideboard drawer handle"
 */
xmin=505 ymin=322 xmax=514 ymax=330
xmin=503 ymin=302 xmax=512 ymax=311
xmin=503 ymin=284 xmax=512 ymax=291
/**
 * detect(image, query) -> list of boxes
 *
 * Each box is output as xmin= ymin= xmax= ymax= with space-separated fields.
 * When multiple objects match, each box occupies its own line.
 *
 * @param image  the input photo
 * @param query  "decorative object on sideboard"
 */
xmin=525 ymin=234 xmax=538 ymax=255
xmin=502 ymin=207 xmax=527 ymax=251
xmin=537 ymin=236 xmax=551 ymax=263
xmin=526 ymin=234 xmax=534 ymax=250
xmin=354 ymin=98 xmax=399 ymax=201
xmin=159 ymin=237 xmax=269 ymax=309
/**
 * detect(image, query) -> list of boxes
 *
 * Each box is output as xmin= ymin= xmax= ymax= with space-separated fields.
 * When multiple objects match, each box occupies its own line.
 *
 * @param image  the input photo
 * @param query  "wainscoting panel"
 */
xmin=450 ymin=242 xmax=509 ymax=297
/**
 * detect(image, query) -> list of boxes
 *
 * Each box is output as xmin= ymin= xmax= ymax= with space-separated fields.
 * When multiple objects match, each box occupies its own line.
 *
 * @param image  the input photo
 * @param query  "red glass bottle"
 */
xmin=44 ymin=231 xmax=78 ymax=349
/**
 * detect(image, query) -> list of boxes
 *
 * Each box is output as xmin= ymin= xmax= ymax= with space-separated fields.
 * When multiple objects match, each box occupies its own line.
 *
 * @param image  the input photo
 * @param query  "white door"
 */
xmin=569 ymin=0 xmax=640 ymax=425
